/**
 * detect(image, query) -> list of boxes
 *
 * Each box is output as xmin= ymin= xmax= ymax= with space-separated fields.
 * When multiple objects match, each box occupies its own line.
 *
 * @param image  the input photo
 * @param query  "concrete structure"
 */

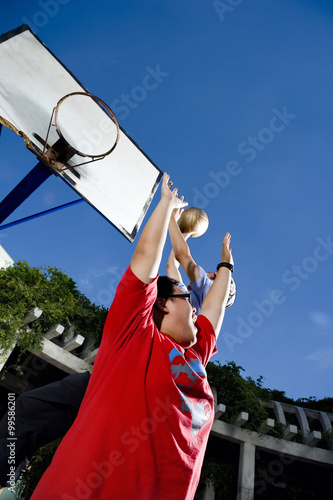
xmin=202 ymin=394 xmax=333 ymax=499
xmin=0 ymin=307 xmax=93 ymax=393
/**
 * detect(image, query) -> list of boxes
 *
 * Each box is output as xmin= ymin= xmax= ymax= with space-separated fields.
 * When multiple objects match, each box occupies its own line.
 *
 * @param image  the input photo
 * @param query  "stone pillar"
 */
xmin=203 ymin=481 xmax=215 ymax=500
xmin=237 ymin=441 xmax=255 ymax=500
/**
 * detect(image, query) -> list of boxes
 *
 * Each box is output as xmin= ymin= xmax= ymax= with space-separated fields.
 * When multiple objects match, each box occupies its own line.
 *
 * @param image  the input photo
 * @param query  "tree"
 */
xmin=0 ymin=261 xmax=107 ymax=361
xmin=207 ymin=360 xmax=268 ymax=430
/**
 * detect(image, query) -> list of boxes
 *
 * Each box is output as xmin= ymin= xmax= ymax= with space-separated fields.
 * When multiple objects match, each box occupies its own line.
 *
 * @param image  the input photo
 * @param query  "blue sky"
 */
xmin=0 ymin=0 xmax=332 ymax=400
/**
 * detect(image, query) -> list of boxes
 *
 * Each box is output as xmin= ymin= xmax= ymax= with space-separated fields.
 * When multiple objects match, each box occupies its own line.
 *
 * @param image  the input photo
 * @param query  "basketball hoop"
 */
xmin=42 ymin=92 xmax=120 ymax=172
xmin=0 ymin=24 xmax=162 ymax=242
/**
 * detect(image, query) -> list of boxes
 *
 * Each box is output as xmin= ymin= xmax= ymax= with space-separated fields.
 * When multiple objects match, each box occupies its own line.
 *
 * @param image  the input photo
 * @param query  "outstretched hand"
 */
xmin=222 ymin=232 xmax=233 ymax=266
xmin=130 ymin=172 xmax=188 ymax=284
xmin=199 ymin=232 xmax=234 ymax=336
xmin=170 ymin=207 xmax=195 ymax=239
xmin=161 ymin=173 xmax=188 ymax=210
xmin=171 ymin=207 xmax=183 ymax=223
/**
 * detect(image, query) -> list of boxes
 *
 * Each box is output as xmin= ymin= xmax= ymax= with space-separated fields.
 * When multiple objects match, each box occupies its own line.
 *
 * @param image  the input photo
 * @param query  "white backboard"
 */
xmin=0 ymin=25 xmax=162 ymax=241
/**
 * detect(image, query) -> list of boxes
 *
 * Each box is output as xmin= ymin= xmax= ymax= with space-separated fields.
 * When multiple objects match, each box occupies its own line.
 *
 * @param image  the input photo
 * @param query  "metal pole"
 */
xmin=0 ymin=161 xmax=53 ymax=224
xmin=0 ymin=199 xmax=84 ymax=231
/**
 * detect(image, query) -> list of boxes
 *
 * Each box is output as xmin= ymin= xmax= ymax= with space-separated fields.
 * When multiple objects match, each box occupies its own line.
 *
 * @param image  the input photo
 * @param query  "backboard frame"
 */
xmin=0 ymin=24 xmax=163 ymax=242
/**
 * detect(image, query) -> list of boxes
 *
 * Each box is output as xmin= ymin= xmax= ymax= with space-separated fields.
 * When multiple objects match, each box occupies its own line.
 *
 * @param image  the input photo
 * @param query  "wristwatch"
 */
xmin=216 ymin=262 xmax=234 ymax=273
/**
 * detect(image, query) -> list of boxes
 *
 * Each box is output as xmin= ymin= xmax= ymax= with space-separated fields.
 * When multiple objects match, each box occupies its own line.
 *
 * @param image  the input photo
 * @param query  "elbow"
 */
xmin=173 ymin=248 xmax=188 ymax=263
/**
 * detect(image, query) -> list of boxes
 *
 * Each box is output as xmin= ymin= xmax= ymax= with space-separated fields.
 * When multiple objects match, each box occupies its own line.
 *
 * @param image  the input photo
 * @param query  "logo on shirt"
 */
xmin=168 ymin=347 xmax=212 ymax=440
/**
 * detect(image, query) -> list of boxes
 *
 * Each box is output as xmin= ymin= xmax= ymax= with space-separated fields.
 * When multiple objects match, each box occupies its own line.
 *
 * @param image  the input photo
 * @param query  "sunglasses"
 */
xmin=168 ymin=293 xmax=192 ymax=304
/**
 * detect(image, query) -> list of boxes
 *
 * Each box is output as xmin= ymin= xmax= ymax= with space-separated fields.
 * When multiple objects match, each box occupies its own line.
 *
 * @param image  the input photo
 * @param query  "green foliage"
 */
xmin=255 ymin=449 xmax=331 ymax=499
xmin=199 ymin=361 xmax=333 ymax=497
xmin=319 ymin=429 xmax=333 ymax=450
xmin=295 ymin=396 xmax=333 ymax=413
xmin=194 ymin=461 xmax=236 ymax=500
xmin=206 ymin=360 xmax=268 ymax=430
xmin=245 ymin=377 xmax=333 ymax=413
xmin=16 ymin=438 xmax=62 ymax=500
xmin=245 ymin=374 xmax=297 ymax=407
xmin=194 ymin=438 xmax=238 ymax=499
xmin=0 ymin=261 xmax=108 ymax=362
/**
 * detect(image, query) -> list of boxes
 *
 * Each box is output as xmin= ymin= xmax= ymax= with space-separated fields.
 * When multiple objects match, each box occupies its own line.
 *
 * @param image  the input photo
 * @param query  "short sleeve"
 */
xmin=189 ymin=266 xmax=213 ymax=314
xmin=177 ymin=281 xmax=189 ymax=294
xmin=102 ymin=266 xmax=158 ymax=348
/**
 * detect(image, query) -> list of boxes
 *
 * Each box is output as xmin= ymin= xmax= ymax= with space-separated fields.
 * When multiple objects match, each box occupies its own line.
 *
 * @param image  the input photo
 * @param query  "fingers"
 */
xmin=162 ymin=173 xmax=173 ymax=190
xmin=171 ymin=205 xmax=184 ymax=222
xmin=173 ymin=191 xmax=188 ymax=208
xmin=163 ymin=172 xmax=170 ymax=184
xmin=178 ymin=206 xmax=184 ymax=217
xmin=222 ymin=232 xmax=234 ymax=265
xmin=223 ymin=232 xmax=231 ymax=245
xmin=162 ymin=172 xmax=187 ymax=207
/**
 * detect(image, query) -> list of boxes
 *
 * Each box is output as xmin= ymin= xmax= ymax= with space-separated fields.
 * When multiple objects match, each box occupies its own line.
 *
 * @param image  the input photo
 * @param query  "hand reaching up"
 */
xmin=161 ymin=173 xmax=188 ymax=210
xmin=222 ymin=232 xmax=234 ymax=266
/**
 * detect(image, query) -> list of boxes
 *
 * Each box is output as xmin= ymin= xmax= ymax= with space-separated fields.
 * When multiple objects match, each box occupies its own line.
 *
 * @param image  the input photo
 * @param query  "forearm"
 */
xmin=166 ymin=248 xmax=182 ymax=282
xmin=169 ymin=216 xmax=199 ymax=281
xmin=131 ymin=197 xmax=174 ymax=283
xmin=200 ymin=232 xmax=233 ymax=336
xmin=169 ymin=216 xmax=190 ymax=260
xmin=200 ymin=267 xmax=231 ymax=333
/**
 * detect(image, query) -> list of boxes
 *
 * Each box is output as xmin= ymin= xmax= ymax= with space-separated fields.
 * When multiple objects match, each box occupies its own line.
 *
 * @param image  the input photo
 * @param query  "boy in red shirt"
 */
xmin=31 ymin=173 xmax=233 ymax=500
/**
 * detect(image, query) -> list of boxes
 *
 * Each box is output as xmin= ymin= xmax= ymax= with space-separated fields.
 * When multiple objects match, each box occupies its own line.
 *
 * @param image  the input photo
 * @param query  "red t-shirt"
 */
xmin=31 ymin=266 xmax=217 ymax=500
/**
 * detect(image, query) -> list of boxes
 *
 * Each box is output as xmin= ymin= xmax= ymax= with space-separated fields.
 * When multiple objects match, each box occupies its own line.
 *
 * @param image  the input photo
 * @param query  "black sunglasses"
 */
xmin=168 ymin=293 xmax=192 ymax=304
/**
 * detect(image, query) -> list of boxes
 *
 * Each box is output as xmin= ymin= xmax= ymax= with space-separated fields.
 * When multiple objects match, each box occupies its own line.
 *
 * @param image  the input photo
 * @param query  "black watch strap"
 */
xmin=216 ymin=262 xmax=234 ymax=273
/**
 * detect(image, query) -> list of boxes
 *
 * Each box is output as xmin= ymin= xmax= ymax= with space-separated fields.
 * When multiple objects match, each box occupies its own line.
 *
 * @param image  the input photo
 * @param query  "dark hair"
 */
xmin=157 ymin=276 xmax=180 ymax=299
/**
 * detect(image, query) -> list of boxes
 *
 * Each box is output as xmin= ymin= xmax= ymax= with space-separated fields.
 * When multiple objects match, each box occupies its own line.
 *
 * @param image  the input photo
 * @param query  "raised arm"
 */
xmin=165 ymin=247 xmax=182 ymax=282
xmin=166 ymin=208 xmax=190 ymax=281
xmin=200 ymin=233 xmax=233 ymax=337
xmin=130 ymin=173 xmax=187 ymax=284
xmin=168 ymin=210 xmax=200 ymax=283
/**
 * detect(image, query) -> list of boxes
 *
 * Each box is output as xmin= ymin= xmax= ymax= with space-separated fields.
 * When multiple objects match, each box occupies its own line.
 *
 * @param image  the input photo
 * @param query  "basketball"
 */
xmin=226 ymin=277 xmax=236 ymax=308
xmin=177 ymin=207 xmax=209 ymax=238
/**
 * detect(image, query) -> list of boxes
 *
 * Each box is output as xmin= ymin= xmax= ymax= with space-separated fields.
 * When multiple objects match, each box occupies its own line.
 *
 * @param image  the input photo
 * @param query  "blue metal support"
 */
xmin=0 ymin=161 xmax=53 ymax=224
xmin=0 ymin=198 xmax=84 ymax=230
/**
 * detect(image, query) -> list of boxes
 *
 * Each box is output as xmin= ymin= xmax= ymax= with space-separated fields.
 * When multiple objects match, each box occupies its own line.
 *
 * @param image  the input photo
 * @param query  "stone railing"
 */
xmin=203 ymin=391 xmax=333 ymax=500
xmin=0 ymin=307 xmax=97 ymax=393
